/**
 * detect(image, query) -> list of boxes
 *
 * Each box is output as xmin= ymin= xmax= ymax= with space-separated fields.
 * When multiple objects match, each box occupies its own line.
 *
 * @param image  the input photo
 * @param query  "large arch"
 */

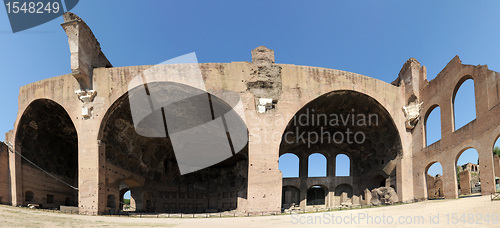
xmin=98 ymin=82 xmax=249 ymax=213
xmin=15 ymin=99 xmax=78 ymax=207
xmin=279 ymin=90 xmax=402 ymax=203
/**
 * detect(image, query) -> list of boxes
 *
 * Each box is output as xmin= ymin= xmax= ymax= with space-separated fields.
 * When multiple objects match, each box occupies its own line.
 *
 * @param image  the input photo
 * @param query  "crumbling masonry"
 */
xmin=1 ymin=13 xmax=500 ymax=214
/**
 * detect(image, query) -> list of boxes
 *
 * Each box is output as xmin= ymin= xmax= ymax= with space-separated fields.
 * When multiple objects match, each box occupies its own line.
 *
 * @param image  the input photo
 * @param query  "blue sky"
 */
xmin=1 ymin=1 xmax=500 ymax=187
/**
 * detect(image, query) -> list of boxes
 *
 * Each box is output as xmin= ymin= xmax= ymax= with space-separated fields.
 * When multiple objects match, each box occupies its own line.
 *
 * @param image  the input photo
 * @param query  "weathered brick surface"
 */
xmin=1 ymin=13 xmax=499 ymax=215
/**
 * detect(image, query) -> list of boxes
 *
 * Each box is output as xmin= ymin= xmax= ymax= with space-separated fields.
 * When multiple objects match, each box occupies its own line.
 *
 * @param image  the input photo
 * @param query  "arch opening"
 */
xmin=282 ymin=186 xmax=300 ymax=209
xmin=334 ymin=184 xmax=353 ymax=206
xmin=453 ymin=78 xmax=476 ymax=131
xmin=99 ymin=82 xmax=249 ymax=213
xmin=335 ymin=154 xmax=350 ymax=176
xmin=306 ymin=185 xmax=326 ymax=206
xmin=279 ymin=153 xmax=299 ymax=178
xmin=456 ymin=148 xmax=481 ymax=196
xmin=425 ymin=162 xmax=444 ymax=199
xmin=424 ymin=105 xmax=441 ymax=146
xmin=493 ymin=138 xmax=500 ymax=192
xmin=279 ymin=90 xmax=402 ymax=208
xmin=308 ymin=153 xmax=326 ymax=177
xmin=120 ymin=189 xmax=132 ymax=211
xmin=368 ymin=174 xmax=387 ymax=189
xmin=15 ymin=99 xmax=78 ymax=208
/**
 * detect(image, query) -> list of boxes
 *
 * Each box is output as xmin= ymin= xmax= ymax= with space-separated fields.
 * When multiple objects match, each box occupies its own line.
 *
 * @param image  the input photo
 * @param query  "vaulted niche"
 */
xmin=15 ymin=99 xmax=78 ymax=207
xmin=99 ymin=82 xmax=248 ymax=213
xmin=279 ymin=90 xmax=402 ymax=199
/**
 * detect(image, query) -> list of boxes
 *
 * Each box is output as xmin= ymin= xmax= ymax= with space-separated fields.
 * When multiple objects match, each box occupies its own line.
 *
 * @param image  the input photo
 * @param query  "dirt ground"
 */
xmin=0 ymin=195 xmax=499 ymax=227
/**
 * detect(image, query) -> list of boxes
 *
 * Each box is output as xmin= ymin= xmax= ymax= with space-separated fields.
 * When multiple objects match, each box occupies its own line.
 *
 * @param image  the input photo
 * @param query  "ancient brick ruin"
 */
xmin=1 ymin=12 xmax=500 ymax=215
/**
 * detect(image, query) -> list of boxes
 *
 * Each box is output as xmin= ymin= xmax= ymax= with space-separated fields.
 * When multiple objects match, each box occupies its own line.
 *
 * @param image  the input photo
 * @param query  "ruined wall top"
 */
xmin=61 ymin=12 xmax=112 ymax=90
xmin=392 ymin=58 xmax=422 ymax=87
xmin=62 ymin=11 xmax=82 ymax=22
xmin=251 ymin=46 xmax=275 ymax=65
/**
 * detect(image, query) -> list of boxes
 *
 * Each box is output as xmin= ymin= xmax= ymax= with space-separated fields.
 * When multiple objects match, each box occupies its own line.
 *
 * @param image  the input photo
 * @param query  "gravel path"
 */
xmin=0 ymin=195 xmax=499 ymax=227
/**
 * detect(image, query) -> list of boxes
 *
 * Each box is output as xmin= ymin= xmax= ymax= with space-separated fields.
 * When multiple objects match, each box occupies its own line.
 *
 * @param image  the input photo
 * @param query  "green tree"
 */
xmin=494 ymin=146 xmax=500 ymax=157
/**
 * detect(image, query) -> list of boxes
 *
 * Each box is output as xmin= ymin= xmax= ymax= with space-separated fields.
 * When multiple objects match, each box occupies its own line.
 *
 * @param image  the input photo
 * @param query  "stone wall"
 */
xmin=494 ymin=154 xmax=500 ymax=178
xmin=21 ymin=165 xmax=77 ymax=208
xmin=410 ymin=56 xmax=500 ymax=200
xmin=426 ymin=174 xmax=444 ymax=198
xmin=459 ymin=170 xmax=472 ymax=195
xmin=4 ymin=12 xmax=500 ymax=215
xmin=0 ymin=143 xmax=10 ymax=205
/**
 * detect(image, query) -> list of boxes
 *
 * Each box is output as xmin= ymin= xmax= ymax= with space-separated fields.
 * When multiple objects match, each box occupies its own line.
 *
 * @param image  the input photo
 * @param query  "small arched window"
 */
xmin=425 ymin=105 xmax=441 ymax=146
xmin=279 ymin=153 xmax=300 ymax=178
xmin=308 ymin=153 xmax=327 ymax=177
xmin=335 ymin=154 xmax=350 ymax=176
